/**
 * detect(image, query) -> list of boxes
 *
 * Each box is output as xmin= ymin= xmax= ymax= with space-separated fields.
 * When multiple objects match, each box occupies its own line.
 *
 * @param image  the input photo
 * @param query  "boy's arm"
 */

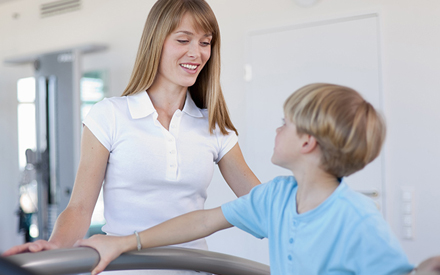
xmin=76 ymin=207 xmax=232 ymax=275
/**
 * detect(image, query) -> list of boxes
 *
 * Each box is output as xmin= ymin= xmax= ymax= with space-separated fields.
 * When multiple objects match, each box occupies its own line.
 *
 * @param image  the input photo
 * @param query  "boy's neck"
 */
xmin=293 ymin=168 xmax=340 ymax=214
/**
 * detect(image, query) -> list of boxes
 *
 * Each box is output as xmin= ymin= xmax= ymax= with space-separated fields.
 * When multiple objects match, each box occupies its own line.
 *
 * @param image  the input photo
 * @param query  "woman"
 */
xmin=3 ymin=0 xmax=259 ymax=273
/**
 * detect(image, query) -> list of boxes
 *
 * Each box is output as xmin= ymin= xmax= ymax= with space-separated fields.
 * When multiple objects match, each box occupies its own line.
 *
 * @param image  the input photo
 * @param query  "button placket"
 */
xmin=164 ymin=110 xmax=182 ymax=180
xmin=165 ymin=131 xmax=177 ymax=180
xmin=287 ymin=218 xmax=299 ymax=264
xmin=169 ymin=110 xmax=182 ymax=136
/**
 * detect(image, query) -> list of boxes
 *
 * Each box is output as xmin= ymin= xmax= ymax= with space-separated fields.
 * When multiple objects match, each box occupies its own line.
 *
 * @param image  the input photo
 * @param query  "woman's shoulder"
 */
xmin=86 ymin=96 xmax=128 ymax=120
xmin=101 ymin=95 xmax=127 ymax=105
xmin=93 ymin=96 xmax=128 ymax=110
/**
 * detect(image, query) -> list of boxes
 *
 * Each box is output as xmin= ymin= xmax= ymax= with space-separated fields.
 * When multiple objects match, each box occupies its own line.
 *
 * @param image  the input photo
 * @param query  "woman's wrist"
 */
xmin=120 ymin=234 xmax=139 ymax=253
xmin=134 ymin=231 xmax=142 ymax=251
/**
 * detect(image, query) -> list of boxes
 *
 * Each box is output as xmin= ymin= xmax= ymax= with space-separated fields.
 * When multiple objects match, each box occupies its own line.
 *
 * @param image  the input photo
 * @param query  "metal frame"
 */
xmin=6 ymin=247 xmax=270 ymax=275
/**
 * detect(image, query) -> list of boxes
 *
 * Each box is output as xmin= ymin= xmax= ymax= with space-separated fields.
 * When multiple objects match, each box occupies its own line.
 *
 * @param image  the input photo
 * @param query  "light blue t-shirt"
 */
xmin=221 ymin=176 xmax=414 ymax=275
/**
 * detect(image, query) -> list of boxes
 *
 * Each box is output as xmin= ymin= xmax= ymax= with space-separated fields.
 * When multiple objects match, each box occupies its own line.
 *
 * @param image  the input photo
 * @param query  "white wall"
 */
xmin=1 ymin=0 xmax=440 ymax=266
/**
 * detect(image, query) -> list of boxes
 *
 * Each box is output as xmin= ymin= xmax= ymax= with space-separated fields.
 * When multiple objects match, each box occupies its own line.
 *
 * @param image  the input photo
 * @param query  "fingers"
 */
xmin=2 ymin=240 xmax=58 ymax=256
xmin=75 ymin=235 xmax=118 ymax=275
xmin=74 ymin=237 xmax=97 ymax=248
xmin=91 ymin=258 xmax=111 ymax=275
xmin=29 ymin=240 xmax=58 ymax=252
xmin=2 ymin=244 xmax=28 ymax=256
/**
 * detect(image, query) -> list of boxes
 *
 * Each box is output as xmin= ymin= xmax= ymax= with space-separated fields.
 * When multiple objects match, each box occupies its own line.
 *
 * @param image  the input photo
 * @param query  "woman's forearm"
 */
xmin=49 ymin=206 xmax=93 ymax=248
xmin=123 ymin=207 xmax=232 ymax=253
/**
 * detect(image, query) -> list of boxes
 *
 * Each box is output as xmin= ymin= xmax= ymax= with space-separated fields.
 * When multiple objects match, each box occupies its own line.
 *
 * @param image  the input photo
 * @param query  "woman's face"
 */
xmin=156 ymin=13 xmax=212 ymax=90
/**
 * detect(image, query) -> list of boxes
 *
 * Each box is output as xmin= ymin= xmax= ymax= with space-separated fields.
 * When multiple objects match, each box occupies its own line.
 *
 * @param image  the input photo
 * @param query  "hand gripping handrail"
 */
xmin=6 ymin=247 xmax=271 ymax=275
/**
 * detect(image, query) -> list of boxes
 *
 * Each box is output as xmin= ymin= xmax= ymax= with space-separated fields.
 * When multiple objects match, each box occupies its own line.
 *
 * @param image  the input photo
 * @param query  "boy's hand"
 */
xmin=75 ymin=234 xmax=131 ymax=275
xmin=2 ymin=240 xmax=59 ymax=256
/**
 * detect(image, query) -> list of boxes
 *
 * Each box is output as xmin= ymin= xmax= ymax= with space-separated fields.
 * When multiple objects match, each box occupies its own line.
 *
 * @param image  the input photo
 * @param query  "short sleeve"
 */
xmin=221 ymin=181 xmax=273 ymax=239
xmin=342 ymin=214 xmax=414 ymax=275
xmin=214 ymin=128 xmax=238 ymax=164
xmin=82 ymin=98 xmax=114 ymax=151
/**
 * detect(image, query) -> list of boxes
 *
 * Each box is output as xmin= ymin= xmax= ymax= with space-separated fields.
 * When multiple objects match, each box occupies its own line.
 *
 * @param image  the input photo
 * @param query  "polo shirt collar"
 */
xmin=127 ymin=90 xmax=203 ymax=119
xmin=183 ymin=91 xmax=204 ymax=118
xmin=127 ymin=91 xmax=155 ymax=119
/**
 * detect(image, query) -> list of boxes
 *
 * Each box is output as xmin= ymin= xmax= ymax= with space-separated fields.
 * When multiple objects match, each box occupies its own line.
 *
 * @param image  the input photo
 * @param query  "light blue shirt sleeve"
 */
xmin=221 ymin=181 xmax=274 ymax=239
xmin=341 ymin=213 xmax=414 ymax=275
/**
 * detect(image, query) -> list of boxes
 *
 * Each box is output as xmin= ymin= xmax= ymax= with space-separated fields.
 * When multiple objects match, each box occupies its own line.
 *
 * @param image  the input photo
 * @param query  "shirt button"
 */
xmin=288 ymin=255 xmax=292 ymax=261
xmin=168 ymin=138 xmax=173 ymax=142
xmin=171 ymin=124 xmax=176 ymax=128
xmin=289 ymin=238 xmax=294 ymax=244
xmin=170 ymin=150 xmax=176 ymax=154
xmin=293 ymin=220 xmax=298 ymax=226
xmin=170 ymin=164 xmax=176 ymax=168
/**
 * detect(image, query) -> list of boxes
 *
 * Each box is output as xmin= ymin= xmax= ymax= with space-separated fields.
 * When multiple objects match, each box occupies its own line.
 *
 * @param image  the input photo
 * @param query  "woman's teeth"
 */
xmin=180 ymin=64 xmax=197 ymax=70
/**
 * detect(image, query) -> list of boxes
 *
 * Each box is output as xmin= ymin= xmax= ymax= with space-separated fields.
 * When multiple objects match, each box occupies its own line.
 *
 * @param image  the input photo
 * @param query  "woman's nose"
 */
xmin=187 ymin=43 xmax=200 ymax=58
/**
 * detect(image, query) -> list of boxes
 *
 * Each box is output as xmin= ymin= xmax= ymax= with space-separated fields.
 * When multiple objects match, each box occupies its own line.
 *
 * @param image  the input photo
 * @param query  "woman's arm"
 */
xmin=218 ymin=143 xmax=260 ymax=197
xmin=412 ymin=256 xmax=440 ymax=274
xmin=2 ymin=126 xmax=109 ymax=255
xmin=76 ymin=207 xmax=232 ymax=275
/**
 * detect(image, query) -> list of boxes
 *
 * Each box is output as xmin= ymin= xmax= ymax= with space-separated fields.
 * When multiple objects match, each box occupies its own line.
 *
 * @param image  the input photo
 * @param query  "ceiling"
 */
xmin=0 ymin=0 xmax=21 ymax=5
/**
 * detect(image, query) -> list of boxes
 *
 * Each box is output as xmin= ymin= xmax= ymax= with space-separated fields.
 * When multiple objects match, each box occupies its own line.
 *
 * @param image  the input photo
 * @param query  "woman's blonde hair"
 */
xmin=284 ymin=83 xmax=386 ymax=178
xmin=122 ymin=0 xmax=236 ymax=135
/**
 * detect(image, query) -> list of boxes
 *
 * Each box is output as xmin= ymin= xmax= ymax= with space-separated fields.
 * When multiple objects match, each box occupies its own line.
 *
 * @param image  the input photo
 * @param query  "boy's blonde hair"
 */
xmin=122 ymin=0 xmax=236 ymax=135
xmin=284 ymin=83 xmax=386 ymax=178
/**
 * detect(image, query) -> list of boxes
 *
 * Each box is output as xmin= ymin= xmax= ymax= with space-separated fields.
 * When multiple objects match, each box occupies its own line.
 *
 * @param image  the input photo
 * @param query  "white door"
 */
xmin=244 ymin=14 xmax=385 ymax=211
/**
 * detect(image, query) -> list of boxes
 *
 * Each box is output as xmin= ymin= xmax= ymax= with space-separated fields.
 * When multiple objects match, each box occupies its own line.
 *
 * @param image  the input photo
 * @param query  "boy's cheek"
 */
xmin=271 ymin=151 xmax=280 ymax=165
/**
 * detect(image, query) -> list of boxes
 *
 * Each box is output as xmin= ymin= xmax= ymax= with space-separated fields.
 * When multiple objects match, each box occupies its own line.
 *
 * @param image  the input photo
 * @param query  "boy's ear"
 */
xmin=300 ymin=135 xmax=318 ymax=154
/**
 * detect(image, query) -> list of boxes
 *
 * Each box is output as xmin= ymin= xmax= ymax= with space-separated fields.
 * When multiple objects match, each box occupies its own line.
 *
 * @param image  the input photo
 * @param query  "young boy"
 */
xmin=77 ymin=83 xmax=416 ymax=275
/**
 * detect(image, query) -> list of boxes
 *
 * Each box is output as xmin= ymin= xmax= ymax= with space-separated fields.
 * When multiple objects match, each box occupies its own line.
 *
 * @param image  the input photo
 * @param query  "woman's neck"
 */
xmin=294 ymin=168 xmax=340 ymax=214
xmin=146 ymin=81 xmax=188 ymax=130
xmin=147 ymin=81 xmax=187 ymax=114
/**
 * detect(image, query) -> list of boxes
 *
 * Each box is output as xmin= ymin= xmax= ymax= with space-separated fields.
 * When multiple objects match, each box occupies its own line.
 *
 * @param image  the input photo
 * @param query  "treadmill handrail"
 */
xmin=6 ymin=246 xmax=270 ymax=275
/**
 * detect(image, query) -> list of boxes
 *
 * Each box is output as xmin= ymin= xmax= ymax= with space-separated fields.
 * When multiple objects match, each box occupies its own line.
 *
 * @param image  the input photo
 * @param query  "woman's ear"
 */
xmin=300 ymin=135 xmax=318 ymax=154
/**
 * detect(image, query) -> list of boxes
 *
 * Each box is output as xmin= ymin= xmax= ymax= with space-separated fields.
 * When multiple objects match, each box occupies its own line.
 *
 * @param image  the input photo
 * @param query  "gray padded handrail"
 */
xmin=7 ymin=247 xmax=270 ymax=275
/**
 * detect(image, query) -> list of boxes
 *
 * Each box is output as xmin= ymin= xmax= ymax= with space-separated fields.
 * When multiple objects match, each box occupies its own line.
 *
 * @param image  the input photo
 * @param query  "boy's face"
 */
xmin=271 ymin=117 xmax=304 ymax=169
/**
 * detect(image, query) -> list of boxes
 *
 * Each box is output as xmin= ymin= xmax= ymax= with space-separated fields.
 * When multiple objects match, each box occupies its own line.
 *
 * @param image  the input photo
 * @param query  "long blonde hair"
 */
xmin=122 ymin=0 xmax=237 ymax=135
xmin=284 ymin=83 xmax=386 ymax=177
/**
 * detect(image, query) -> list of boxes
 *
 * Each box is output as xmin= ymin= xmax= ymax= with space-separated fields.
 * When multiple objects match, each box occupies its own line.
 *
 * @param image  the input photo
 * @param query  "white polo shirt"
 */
xmin=83 ymin=91 xmax=237 ymax=250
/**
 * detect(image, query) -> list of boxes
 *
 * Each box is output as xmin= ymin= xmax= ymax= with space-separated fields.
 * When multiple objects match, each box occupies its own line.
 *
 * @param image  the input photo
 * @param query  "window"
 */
xmin=17 ymin=77 xmax=36 ymax=170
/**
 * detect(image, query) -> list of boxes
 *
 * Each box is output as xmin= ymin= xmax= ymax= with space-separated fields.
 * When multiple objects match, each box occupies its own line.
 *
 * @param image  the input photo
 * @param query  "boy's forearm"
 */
xmin=123 ymin=207 xmax=232 ymax=253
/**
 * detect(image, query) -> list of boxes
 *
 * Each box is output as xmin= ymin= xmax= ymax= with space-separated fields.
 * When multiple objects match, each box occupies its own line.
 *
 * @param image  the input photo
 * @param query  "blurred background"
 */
xmin=0 ymin=0 xmax=439 ymax=267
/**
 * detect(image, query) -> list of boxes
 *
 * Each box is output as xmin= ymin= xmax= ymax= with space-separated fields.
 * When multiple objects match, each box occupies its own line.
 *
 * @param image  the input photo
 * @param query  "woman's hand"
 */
xmin=416 ymin=256 xmax=440 ymax=274
xmin=75 ymin=234 xmax=131 ymax=275
xmin=2 ymin=240 xmax=59 ymax=256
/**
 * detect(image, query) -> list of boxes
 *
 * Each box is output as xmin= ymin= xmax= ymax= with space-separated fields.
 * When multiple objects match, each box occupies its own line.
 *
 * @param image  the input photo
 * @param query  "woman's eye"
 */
xmin=177 ymin=40 xmax=189 ymax=43
xmin=201 ymin=41 xmax=211 ymax=46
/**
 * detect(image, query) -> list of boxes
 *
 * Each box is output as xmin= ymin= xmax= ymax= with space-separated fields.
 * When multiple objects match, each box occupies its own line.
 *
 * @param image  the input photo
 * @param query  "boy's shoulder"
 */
xmin=336 ymin=180 xmax=381 ymax=219
xmin=271 ymin=175 xmax=297 ymax=184
xmin=254 ymin=176 xmax=299 ymax=203
xmin=264 ymin=175 xmax=298 ymax=191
